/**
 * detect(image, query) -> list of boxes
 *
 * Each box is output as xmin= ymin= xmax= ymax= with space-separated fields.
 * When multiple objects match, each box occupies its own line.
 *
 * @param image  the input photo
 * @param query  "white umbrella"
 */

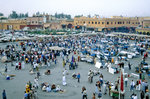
xmin=1 ymin=56 xmax=7 ymax=63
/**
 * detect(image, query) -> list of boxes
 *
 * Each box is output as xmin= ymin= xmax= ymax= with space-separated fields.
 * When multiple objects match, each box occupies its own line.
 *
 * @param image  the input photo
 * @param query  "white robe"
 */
xmin=47 ymin=62 xmax=50 ymax=67
xmin=22 ymin=61 xmax=25 ymax=69
xmin=62 ymin=76 xmax=67 ymax=86
xmin=34 ymin=78 xmax=39 ymax=87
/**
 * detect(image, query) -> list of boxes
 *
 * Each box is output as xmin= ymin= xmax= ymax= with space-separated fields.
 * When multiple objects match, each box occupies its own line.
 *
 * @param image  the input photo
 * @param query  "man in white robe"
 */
xmin=62 ymin=75 xmax=67 ymax=86
xmin=22 ymin=61 xmax=25 ymax=69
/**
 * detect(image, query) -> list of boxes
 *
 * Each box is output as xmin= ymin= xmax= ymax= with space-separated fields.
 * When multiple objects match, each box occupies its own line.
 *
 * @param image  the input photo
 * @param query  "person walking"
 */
xmin=98 ymin=90 xmax=102 ymax=99
xmin=135 ymin=80 xmax=139 ymax=91
xmin=145 ymin=92 xmax=149 ymax=99
xmin=138 ymin=79 xmax=141 ymax=91
xmin=2 ymin=90 xmax=7 ymax=99
xmin=130 ymin=80 xmax=135 ymax=91
xmin=77 ymin=73 xmax=80 ymax=83
xmin=103 ymin=83 xmax=107 ymax=95
xmin=62 ymin=75 xmax=67 ymax=86
xmin=24 ymin=91 xmax=28 ymax=99
xmin=82 ymin=86 xmax=87 ymax=99
xmin=4 ymin=64 xmax=7 ymax=72
xmin=125 ymin=77 xmax=128 ymax=87
xmin=140 ymin=91 xmax=145 ymax=99
xmin=128 ymin=61 xmax=132 ymax=70
xmin=134 ymin=94 xmax=137 ymax=99
xmin=92 ymin=93 xmax=96 ymax=99
xmin=15 ymin=62 xmax=18 ymax=70
xmin=95 ymin=83 xmax=99 ymax=94
xmin=22 ymin=61 xmax=25 ymax=69
xmin=63 ymin=59 xmax=66 ymax=68
xmin=54 ymin=58 xmax=57 ymax=64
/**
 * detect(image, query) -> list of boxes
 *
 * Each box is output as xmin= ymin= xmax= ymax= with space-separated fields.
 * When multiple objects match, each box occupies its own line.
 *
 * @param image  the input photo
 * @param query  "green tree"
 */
xmin=0 ymin=13 xmax=4 ymax=16
xmin=54 ymin=13 xmax=71 ymax=19
xmin=25 ymin=13 xmax=28 ymax=17
xmin=36 ymin=12 xmax=40 ymax=16
xmin=88 ymin=14 xmax=91 ymax=18
xmin=75 ymin=15 xmax=83 ymax=18
xmin=9 ymin=11 xmax=18 ymax=18
xmin=55 ymin=13 xmax=58 ymax=18
xmin=0 ymin=17 xmax=7 ymax=20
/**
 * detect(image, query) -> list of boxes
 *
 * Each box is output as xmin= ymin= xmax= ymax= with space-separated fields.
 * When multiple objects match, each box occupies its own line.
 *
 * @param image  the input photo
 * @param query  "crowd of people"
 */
xmin=1 ymin=33 xmax=150 ymax=99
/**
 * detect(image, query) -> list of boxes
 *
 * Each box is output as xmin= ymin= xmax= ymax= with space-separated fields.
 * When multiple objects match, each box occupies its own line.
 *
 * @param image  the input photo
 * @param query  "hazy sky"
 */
xmin=0 ymin=0 xmax=150 ymax=17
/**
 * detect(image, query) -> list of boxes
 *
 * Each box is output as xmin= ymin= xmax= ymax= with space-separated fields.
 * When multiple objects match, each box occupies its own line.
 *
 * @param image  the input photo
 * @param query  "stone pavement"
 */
xmin=0 ymin=44 xmax=150 ymax=99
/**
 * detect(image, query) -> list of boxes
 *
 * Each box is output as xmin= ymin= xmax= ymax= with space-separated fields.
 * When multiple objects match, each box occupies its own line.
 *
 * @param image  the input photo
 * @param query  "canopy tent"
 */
xmin=91 ymin=53 xmax=96 ymax=57
xmin=81 ymin=51 xmax=87 ymax=54
xmin=49 ymin=46 xmax=65 ymax=51
xmin=1 ymin=56 xmax=7 ymax=63
xmin=91 ymin=48 xmax=98 ymax=51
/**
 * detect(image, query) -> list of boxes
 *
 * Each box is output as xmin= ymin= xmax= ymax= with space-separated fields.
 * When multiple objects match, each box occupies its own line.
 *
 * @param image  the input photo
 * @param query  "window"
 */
xmin=129 ymin=21 xmax=130 ymax=24
xmin=98 ymin=22 xmax=100 ymax=24
xmin=132 ymin=22 xmax=134 ymax=24
xmin=123 ymin=22 xmax=124 ymax=24
xmin=107 ymin=22 xmax=109 ymax=25
xmin=111 ymin=22 xmax=113 ymax=24
xmin=39 ymin=22 xmax=42 ymax=24
xmin=92 ymin=22 xmax=94 ymax=24
xmin=118 ymin=22 xmax=120 ymax=24
xmin=102 ymin=22 xmax=104 ymax=24
xmin=83 ymin=21 xmax=85 ymax=24
xmin=95 ymin=22 xmax=97 ymax=24
xmin=32 ymin=21 xmax=34 ymax=23
xmin=115 ymin=22 xmax=116 ymax=24
xmin=89 ymin=22 xmax=90 ymax=24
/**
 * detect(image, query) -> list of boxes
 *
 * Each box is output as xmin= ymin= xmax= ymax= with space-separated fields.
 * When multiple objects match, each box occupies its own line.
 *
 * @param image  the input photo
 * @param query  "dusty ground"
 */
xmin=0 ymin=42 xmax=150 ymax=99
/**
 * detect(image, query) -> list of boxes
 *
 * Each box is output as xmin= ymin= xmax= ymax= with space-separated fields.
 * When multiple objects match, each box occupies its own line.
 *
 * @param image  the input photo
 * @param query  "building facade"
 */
xmin=0 ymin=19 xmax=27 ymax=30
xmin=26 ymin=16 xmax=45 ymax=29
xmin=74 ymin=16 xmax=140 ymax=32
xmin=136 ymin=28 xmax=150 ymax=35
xmin=135 ymin=17 xmax=150 ymax=35
xmin=43 ymin=21 xmax=62 ymax=30
xmin=60 ymin=19 xmax=74 ymax=29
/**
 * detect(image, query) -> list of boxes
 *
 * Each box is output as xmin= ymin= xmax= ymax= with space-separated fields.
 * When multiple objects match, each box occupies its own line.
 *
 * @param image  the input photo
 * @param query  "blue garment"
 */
xmin=77 ymin=74 xmax=80 ymax=79
xmin=2 ymin=91 xmax=7 ymax=99
xmin=95 ymin=86 xmax=99 ymax=94
xmin=46 ymin=87 xmax=51 ymax=92
xmin=55 ymin=59 xmax=57 ymax=64
xmin=98 ymin=92 xmax=102 ymax=98
xmin=100 ymin=80 xmax=103 ymax=86
xmin=130 ymin=85 xmax=134 ymax=91
xmin=125 ymin=81 xmax=127 ymax=87
xmin=6 ymin=76 xmax=10 ymax=80
xmin=24 ymin=93 xmax=28 ymax=98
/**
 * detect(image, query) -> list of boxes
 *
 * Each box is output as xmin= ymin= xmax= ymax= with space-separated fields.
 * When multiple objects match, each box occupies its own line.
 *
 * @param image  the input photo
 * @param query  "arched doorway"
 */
xmin=75 ymin=25 xmax=82 ymax=30
xmin=62 ymin=24 xmax=66 ymax=29
xmin=67 ymin=24 xmax=72 ymax=29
